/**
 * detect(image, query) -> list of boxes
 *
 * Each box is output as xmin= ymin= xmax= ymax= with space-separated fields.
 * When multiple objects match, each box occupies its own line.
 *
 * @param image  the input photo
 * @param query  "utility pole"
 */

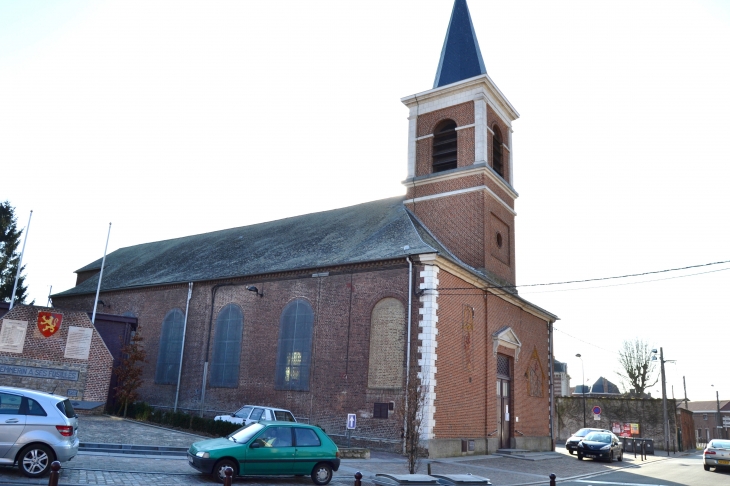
xmin=717 ymin=389 xmax=723 ymax=440
xmin=659 ymin=348 xmax=669 ymax=456
xmin=683 ymin=376 xmax=688 ymax=410
xmin=576 ymin=354 xmax=586 ymax=428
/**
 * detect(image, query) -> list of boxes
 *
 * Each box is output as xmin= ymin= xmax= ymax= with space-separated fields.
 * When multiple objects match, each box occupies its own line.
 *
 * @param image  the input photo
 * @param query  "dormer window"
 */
xmin=492 ymin=125 xmax=504 ymax=178
xmin=432 ymin=120 xmax=458 ymax=173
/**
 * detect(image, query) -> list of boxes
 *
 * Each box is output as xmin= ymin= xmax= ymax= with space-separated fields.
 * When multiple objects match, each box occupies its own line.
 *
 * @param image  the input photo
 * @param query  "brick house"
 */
xmin=51 ymin=0 xmax=558 ymax=457
xmin=680 ymin=400 xmax=730 ymax=443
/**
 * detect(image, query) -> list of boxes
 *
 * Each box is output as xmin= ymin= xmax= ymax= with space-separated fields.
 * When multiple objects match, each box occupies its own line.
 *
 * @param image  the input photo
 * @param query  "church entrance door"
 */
xmin=496 ymin=354 xmax=512 ymax=449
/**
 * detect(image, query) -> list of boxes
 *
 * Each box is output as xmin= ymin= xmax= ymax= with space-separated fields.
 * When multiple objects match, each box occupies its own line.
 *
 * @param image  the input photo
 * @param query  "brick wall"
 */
xmin=0 ymin=305 xmax=113 ymax=402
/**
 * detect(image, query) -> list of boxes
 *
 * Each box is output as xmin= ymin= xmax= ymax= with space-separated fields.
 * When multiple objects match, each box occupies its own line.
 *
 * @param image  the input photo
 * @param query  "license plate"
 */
xmin=188 ymin=456 xmax=194 ymax=464
xmin=587 ymin=455 xmax=596 ymax=458
xmin=719 ymin=460 xmax=730 ymax=465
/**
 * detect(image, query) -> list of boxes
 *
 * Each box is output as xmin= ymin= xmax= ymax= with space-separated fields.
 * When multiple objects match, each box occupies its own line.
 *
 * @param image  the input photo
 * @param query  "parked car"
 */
xmin=565 ymin=428 xmax=610 ymax=454
xmin=577 ymin=431 xmax=623 ymax=462
xmin=703 ymin=439 xmax=730 ymax=471
xmin=188 ymin=421 xmax=340 ymax=484
xmin=214 ymin=405 xmax=296 ymax=426
xmin=0 ymin=386 xmax=79 ymax=477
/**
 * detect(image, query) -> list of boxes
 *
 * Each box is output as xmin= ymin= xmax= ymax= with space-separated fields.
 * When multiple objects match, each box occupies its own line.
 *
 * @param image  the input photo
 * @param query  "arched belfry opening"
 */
xmin=432 ymin=120 xmax=458 ymax=173
xmin=492 ymin=124 xmax=504 ymax=178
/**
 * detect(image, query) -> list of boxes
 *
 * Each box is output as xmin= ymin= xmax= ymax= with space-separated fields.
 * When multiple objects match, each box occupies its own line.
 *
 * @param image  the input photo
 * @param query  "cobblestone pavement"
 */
xmin=0 ymin=416 xmax=696 ymax=486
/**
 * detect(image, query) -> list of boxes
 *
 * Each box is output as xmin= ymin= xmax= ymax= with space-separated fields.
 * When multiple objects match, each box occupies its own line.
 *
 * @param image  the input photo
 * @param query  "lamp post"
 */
xmin=576 ymin=354 xmax=586 ymax=428
xmin=651 ymin=347 xmax=673 ymax=455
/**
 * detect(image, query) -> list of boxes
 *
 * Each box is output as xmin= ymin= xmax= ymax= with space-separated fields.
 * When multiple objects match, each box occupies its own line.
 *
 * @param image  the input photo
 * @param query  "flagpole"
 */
xmin=91 ymin=223 xmax=112 ymax=325
xmin=9 ymin=210 xmax=32 ymax=310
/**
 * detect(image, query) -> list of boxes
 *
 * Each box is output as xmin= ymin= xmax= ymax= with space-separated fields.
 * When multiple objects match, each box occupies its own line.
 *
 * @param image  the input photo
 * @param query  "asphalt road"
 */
xmin=556 ymin=451 xmax=730 ymax=486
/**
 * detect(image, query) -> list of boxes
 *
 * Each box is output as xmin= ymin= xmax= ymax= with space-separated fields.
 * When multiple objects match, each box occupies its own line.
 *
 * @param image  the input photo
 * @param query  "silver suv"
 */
xmin=0 ymin=386 xmax=79 ymax=477
xmin=214 ymin=405 xmax=296 ymax=426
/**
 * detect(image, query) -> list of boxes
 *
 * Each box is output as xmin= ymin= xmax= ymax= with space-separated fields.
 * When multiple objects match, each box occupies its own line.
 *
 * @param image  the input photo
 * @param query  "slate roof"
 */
xmin=433 ymin=0 xmax=487 ymax=88
xmin=56 ymin=197 xmax=441 ymax=297
xmin=681 ymin=400 xmax=730 ymax=412
xmin=553 ymin=360 xmax=567 ymax=373
xmin=590 ymin=377 xmax=621 ymax=395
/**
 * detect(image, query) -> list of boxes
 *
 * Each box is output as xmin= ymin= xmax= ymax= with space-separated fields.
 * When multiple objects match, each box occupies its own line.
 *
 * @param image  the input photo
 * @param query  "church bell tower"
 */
xmin=402 ymin=0 xmax=519 ymax=287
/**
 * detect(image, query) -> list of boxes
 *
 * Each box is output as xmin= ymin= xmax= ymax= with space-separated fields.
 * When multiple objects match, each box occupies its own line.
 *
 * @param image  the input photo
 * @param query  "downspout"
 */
xmin=548 ymin=320 xmax=555 ymax=450
xmin=174 ymin=282 xmax=193 ymax=412
xmin=404 ymin=256 xmax=413 ymax=452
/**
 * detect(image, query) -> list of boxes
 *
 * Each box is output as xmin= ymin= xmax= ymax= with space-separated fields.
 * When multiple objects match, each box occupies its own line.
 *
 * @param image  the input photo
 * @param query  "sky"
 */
xmin=1 ymin=0 xmax=729 ymax=402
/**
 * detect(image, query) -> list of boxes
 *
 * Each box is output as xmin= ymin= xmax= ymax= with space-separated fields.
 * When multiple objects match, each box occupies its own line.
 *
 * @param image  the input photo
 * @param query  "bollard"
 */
xmin=47 ymin=461 xmax=61 ymax=486
xmin=427 ymin=462 xmax=432 ymax=475
xmin=549 ymin=473 xmax=556 ymax=486
xmin=223 ymin=466 xmax=233 ymax=486
xmin=633 ymin=438 xmax=637 ymax=459
xmin=354 ymin=471 xmax=363 ymax=486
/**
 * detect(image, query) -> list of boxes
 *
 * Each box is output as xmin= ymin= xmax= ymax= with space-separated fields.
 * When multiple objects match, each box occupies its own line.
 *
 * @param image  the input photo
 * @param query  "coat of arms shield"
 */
xmin=37 ymin=312 xmax=63 ymax=338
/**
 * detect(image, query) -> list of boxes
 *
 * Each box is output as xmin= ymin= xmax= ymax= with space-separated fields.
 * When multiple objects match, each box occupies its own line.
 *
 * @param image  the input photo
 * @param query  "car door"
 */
xmin=243 ymin=426 xmax=294 ymax=475
xmin=0 ymin=392 xmax=26 ymax=459
xmin=292 ymin=426 xmax=326 ymax=475
xmin=245 ymin=407 xmax=265 ymax=426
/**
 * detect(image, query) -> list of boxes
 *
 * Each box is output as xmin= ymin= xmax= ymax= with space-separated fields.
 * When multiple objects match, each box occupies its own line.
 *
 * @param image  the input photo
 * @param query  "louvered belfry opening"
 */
xmin=432 ymin=120 xmax=458 ymax=173
xmin=492 ymin=125 xmax=504 ymax=178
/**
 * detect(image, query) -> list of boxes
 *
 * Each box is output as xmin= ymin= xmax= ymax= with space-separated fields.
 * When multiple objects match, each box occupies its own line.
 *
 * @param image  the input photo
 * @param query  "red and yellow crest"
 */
xmin=37 ymin=312 xmax=63 ymax=338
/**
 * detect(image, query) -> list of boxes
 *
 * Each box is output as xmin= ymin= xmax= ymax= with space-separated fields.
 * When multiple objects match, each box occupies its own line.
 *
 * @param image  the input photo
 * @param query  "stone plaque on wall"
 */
xmin=64 ymin=326 xmax=93 ymax=360
xmin=0 ymin=319 xmax=28 ymax=354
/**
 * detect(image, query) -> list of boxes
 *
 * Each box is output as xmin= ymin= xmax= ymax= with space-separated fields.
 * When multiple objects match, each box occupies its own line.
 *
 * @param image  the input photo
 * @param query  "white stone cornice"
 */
xmin=455 ymin=123 xmax=475 ymax=131
xmin=404 ymin=185 xmax=516 ymax=217
xmin=401 ymin=74 xmax=519 ymax=123
xmin=403 ymin=164 xmax=518 ymax=200
xmin=416 ymin=134 xmax=434 ymax=141
xmin=411 ymin=254 xmax=559 ymax=323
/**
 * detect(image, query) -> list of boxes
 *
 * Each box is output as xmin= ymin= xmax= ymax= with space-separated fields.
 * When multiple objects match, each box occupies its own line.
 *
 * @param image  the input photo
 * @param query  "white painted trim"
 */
xmin=407 ymin=110 xmax=418 ymax=179
xmin=404 ymin=165 xmax=518 ymax=200
xmin=455 ymin=123 xmax=475 ymax=131
xmin=493 ymin=327 xmax=522 ymax=361
xmin=418 ymin=265 xmax=439 ymax=440
xmin=402 ymin=74 xmax=519 ymax=122
xmin=404 ymin=185 xmax=517 ymax=217
xmin=416 ymin=133 xmax=434 ymax=141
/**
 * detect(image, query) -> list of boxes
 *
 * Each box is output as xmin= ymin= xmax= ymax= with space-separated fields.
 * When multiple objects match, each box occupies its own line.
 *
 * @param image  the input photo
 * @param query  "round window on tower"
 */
xmin=496 ymin=232 xmax=503 ymax=248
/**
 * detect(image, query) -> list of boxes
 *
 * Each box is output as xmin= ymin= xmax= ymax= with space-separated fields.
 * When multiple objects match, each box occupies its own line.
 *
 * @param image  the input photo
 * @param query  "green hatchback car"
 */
xmin=188 ymin=421 xmax=340 ymax=484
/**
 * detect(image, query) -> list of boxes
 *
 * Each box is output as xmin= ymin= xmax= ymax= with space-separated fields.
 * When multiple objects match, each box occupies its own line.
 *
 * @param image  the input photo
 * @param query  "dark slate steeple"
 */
xmin=433 ymin=0 xmax=487 ymax=89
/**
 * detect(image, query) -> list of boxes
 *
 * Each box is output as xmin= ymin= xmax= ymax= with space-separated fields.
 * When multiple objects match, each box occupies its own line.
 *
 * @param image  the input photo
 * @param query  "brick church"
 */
xmin=52 ymin=0 xmax=558 ymax=456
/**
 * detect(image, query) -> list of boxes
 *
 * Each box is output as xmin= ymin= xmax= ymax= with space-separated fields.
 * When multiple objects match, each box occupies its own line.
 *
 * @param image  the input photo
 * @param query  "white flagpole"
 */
xmin=9 ymin=210 xmax=32 ymax=310
xmin=91 ymin=223 xmax=112 ymax=324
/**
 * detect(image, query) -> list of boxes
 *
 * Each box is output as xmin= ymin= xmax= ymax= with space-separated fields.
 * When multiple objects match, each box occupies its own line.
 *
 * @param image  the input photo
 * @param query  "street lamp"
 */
xmin=651 ymin=347 xmax=675 ymax=455
xmin=576 ymin=354 xmax=586 ymax=428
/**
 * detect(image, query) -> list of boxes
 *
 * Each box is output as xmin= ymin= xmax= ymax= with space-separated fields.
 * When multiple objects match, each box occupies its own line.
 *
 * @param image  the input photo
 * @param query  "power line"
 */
xmin=434 ymin=259 xmax=730 ymax=292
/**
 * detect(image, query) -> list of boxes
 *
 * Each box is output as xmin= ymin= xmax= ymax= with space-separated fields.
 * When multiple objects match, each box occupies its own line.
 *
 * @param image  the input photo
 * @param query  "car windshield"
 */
xmin=584 ymin=432 xmax=611 ymax=443
xmin=709 ymin=440 xmax=730 ymax=449
xmin=574 ymin=428 xmax=594 ymax=437
xmin=233 ymin=406 xmax=253 ymax=419
xmin=229 ymin=423 xmax=265 ymax=443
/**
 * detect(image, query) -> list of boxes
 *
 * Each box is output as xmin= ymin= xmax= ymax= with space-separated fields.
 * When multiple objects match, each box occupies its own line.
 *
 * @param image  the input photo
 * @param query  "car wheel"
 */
xmin=577 ymin=453 xmax=583 ymax=461
xmin=568 ymin=449 xmax=574 ymax=455
xmin=19 ymin=444 xmax=54 ymax=478
xmin=212 ymin=459 xmax=237 ymax=484
xmin=311 ymin=462 xmax=333 ymax=485
xmin=618 ymin=451 xmax=623 ymax=462
xmin=704 ymin=464 xmax=710 ymax=471
xmin=608 ymin=451 xmax=614 ymax=463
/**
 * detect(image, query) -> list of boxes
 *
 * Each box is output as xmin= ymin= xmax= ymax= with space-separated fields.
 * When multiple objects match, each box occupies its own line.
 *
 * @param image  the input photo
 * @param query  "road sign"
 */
xmin=723 ymin=416 xmax=730 ymax=427
xmin=592 ymin=406 xmax=602 ymax=415
xmin=347 ymin=413 xmax=356 ymax=430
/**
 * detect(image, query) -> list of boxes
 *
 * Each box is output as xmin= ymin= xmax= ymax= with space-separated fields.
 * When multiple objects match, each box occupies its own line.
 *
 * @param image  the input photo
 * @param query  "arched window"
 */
xmin=210 ymin=304 xmax=244 ymax=388
xmin=155 ymin=309 xmax=185 ymax=384
xmin=432 ymin=120 xmax=458 ymax=173
xmin=367 ymin=298 xmax=406 ymax=389
xmin=275 ymin=299 xmax=314 ymax=391
xmin=492 ymin=125 xmax=504 ymax=178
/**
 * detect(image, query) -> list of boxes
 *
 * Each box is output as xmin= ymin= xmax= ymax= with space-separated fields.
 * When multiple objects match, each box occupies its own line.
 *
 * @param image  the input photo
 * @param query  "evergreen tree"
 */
xmin=0 ymin=201 xmax=31 ymax=305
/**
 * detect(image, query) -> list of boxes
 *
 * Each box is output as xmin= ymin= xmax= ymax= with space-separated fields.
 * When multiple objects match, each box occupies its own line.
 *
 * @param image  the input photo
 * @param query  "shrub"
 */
xmin=116 ymin=402 xmax=241 ymax=437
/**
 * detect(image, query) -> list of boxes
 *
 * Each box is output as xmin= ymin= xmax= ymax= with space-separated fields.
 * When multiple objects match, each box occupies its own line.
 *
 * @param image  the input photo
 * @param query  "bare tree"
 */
xmin=396 ymin=364 xmax=429 ymax=474
xmin=113 ymin=328 xmax=146 ymax=417
xmin=616 ymin=338 xmax=658 ymax=395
